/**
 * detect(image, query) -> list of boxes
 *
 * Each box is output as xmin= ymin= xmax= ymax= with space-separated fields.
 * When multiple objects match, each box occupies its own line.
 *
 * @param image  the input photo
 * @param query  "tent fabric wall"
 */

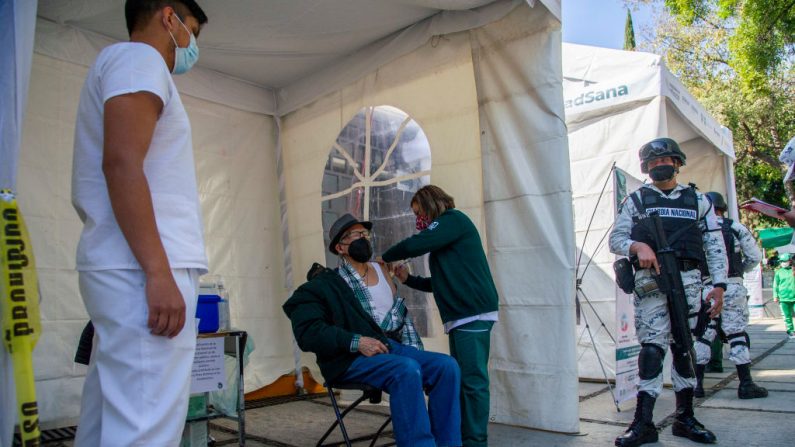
xmin=276 ymin=0 xmax=525 ymax=116
xmin=17 ymin=49 xmax=284 ymax=426
xmin=280 ymin=18 xmax=485 ymax=357
xmin=472 ymin=4 xmax=579 ymax=432
xmin=281 ymin=2 xmax=578 ymax=431
xmin=1 ymin=0 xmax=38 ymax=442
xmin=564 ymin=44 xmax=737 ymax=380
xmin=678 ymin=137 xmax=728 ymax=196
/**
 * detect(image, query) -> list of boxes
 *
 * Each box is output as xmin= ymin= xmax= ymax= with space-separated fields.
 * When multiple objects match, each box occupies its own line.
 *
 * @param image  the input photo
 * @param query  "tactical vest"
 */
xmin=721 ymin=218 xmax=744 ymax=278
xmin=629 ymin=186 xmax=705 ymax=262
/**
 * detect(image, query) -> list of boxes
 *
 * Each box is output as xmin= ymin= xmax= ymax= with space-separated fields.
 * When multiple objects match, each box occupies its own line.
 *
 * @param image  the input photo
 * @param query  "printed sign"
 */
xmin=614 ymin=169 xmax=643 ymax=404
xmin=190 ymin=337 xmax=226 ymax=394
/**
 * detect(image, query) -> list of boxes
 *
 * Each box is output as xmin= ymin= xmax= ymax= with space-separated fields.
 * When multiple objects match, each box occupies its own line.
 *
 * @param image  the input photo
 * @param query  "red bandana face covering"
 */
xmin=415 ymin=214 xmax=432 ymax=231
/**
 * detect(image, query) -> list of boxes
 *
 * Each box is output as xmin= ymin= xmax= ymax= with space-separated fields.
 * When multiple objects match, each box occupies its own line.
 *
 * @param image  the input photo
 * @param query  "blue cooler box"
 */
xmin=196 ymin=294 xmax=221 ymax=333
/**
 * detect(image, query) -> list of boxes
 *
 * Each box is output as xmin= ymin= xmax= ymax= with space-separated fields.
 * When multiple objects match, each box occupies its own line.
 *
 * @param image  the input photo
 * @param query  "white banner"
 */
xmin=564 ymin=68 xmax=659 ymax=117
xmin=745 ymin=264 xmax=765 ymax=319
xmin=614 ymin=168 xmax=643 ymax=404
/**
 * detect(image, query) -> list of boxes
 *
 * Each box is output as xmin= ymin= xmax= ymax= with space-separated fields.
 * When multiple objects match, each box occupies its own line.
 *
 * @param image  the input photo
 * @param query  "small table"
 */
xmin=188 ymin=330 xmax=248 ymax=446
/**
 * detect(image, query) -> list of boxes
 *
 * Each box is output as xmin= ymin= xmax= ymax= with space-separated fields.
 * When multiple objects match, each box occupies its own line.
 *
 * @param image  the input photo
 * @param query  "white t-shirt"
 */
xmin=72 ymin=42 xmax=207 ymax=272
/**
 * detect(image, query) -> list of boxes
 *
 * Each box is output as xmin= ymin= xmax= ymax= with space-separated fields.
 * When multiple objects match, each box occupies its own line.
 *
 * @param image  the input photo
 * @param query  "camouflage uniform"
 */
xmin=610 ymin=183 xmax=728 ymax=397
xmin=696 ymin=217 xmax=761 ymax=366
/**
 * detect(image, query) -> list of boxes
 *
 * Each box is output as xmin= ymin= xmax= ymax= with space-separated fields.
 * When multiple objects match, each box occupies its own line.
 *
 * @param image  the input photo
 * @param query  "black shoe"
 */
xmin=694 ymin=364 xmax=705 ymax=398
xmin=615 ymin=422 xmax=658 ymax=447
xmin=673 ymin=388 xmax=717 ymax=444
xmin=736 ymin=363 xmax=768 ymax=399
xmin=672 ymin=416 xmax=717 ymax=444
xmin=738 ymin=382 xmax=768 ymax=399
xmin=615 ymin=392 xmax=658 ymax=447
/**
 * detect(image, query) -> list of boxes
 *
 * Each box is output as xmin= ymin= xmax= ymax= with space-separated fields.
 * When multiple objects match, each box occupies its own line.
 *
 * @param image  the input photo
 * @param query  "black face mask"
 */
xmin=649 ymin=164 xmax=675 ymax=182
xmin=347 ymin=238 xmax=372 ymax=263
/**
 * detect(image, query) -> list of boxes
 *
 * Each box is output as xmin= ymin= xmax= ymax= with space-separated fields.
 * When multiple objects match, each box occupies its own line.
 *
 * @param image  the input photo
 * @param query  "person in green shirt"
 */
xmin=773 ymin=253 xmax=795 ymax=338
xmin=382 ymin=185 xmax=499 ymax=447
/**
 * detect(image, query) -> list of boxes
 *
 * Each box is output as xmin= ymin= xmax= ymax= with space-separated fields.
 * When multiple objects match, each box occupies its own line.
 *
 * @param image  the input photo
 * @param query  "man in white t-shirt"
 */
xmin=71 ymin=1 xmax=208 ymax=445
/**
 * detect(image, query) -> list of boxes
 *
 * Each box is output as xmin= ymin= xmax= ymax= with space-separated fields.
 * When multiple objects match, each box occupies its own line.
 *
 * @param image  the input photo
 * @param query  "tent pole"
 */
xmin=574 ymin=162 xmax=622 ymax=410
xmin=576 ymin=284 xmax=620 ymax=411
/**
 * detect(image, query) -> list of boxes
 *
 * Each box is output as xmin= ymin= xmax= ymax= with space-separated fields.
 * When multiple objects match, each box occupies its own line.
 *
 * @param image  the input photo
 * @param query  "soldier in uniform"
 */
xmin=694 ymin=192 xmax=767 ymax=399
xmin=610 ymin=138 xmax=727 ymax=447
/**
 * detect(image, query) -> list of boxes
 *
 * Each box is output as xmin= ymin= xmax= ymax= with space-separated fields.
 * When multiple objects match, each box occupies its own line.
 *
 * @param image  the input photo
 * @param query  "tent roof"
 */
xmin=561 ymin=43 xmax=734 ymax=159
xmin=35 ymin=0 xmax=559 ymax=115
xmin=38 ymin=0 xmax=500 ymax=89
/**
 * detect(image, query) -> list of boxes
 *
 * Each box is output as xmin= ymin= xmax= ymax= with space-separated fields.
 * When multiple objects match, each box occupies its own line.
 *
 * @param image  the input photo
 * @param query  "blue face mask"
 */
xmin=168 ymin=14 xmax=199 ymax=75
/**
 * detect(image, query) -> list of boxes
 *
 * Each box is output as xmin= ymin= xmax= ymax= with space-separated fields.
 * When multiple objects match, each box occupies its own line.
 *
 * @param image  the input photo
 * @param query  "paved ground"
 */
xmin=38 ymin=319 xmax=795 ymax=446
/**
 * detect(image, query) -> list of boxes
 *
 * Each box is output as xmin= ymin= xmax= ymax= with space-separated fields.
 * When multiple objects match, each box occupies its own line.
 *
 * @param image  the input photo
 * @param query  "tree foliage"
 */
xmin=663 ymin=0 xmax=795 ymax=91
xmin=627 ymin=1 xmax=795 ymax=230
xmin=625 ymin=9 xmax=637 ymax=50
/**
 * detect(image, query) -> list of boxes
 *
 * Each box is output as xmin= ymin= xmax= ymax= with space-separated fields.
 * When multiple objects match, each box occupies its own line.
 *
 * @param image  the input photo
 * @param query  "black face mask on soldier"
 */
xmin=649 ymin=164 xmax=675 ymax=182
xmin=347 ymin=238 xmax=373 ymax=263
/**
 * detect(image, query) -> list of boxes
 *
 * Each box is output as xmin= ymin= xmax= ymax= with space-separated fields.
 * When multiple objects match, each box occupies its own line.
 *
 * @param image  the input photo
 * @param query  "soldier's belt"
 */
xmin=677 ymin=259 xmax=700 ymax=271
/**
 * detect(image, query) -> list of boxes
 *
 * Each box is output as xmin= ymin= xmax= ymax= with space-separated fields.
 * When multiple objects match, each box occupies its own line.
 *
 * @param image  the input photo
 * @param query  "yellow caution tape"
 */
xmin=1 ymin=190 xmax=41 ymax=445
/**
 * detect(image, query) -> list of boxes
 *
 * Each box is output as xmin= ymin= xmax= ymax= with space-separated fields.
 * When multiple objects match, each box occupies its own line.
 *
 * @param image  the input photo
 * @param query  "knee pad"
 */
xmin=726 ymin=331 xmax=750 ymax=349
xmin=638 ymin=343 xmax=665 ymax=380
xmin=671 ymin=348 xmax=695 ymax=379
xmin=695 ymin=335 xmax=713 ymax=348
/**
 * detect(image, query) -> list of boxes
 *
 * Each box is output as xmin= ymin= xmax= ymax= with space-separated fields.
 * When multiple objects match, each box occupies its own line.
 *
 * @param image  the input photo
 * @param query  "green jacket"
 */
xmin=382 ymin=208 xmax=499 ymax=323
xmin=773 ymin=266 xmax=795 ymax=302
xmin=282 ymin=269 xmax=389 ymax=383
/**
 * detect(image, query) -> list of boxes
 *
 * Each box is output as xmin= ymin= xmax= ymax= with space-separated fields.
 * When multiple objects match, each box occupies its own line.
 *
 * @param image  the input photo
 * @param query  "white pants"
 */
xmin=75 ymin=269 xmax=199 ymax=447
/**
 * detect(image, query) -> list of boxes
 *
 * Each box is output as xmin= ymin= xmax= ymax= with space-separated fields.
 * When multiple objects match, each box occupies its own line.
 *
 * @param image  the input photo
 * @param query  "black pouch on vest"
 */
xmin=613 ymin=258 xmax=636 ymax=294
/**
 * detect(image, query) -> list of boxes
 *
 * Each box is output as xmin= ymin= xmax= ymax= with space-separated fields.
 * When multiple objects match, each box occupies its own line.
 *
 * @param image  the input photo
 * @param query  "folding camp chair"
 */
xmin=317 ymin=382 xmax=393 ymax=447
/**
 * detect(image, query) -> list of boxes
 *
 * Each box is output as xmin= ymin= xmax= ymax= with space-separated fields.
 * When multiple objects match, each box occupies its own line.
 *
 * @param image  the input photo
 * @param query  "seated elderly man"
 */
xmin=283 ymin=214 xmax=462 ymax=447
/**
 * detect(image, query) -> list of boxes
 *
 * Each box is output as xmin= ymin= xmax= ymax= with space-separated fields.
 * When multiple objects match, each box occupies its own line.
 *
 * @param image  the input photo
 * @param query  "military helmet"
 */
xmin=705 ymin=191 xmax=727 ymax=211
xmin=639 ymin=137 xmax=686 ymax=173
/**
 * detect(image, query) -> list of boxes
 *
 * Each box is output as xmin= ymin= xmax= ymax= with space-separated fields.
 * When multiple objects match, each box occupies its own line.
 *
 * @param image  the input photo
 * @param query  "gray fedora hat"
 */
xmin=328 ymin=213 xmax=372 ymax=254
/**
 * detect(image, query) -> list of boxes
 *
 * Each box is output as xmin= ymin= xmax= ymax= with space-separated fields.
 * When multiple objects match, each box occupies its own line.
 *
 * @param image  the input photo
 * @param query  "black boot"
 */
xmin=694 ymin=364 xmax=706 ymax=398
xmin=736 ymin=363 xmax=768 ymax=399
xmin=615 ymin=392 xmax=658 ymax=447
xmin=672 ymin=388 xmax=716 ymax=444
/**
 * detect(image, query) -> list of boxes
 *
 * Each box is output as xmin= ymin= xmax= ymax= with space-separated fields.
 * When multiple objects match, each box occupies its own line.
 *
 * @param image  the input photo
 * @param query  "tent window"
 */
xmin=321 ymin=105 xmax=433 ymax=335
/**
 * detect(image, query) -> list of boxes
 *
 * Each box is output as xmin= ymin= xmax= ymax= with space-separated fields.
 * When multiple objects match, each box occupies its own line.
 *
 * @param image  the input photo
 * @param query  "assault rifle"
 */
xmin=645 ymin=212 xmax=697 ymax=375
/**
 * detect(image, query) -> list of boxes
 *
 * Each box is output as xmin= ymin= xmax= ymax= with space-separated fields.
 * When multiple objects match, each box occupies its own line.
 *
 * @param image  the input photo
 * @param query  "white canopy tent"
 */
xmin=1 ymin=0 xmax=579 ymax=438
xmin=563 ymin=43 xmax=737 ymax=380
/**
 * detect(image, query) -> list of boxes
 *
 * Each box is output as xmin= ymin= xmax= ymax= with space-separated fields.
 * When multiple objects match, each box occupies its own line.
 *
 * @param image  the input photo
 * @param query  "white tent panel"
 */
xmin=679 ymin=138 xmax=729 ymax=195
xmin=472 ymin=4 xmax=577 ymax=432
xmin=1 ymin=0 xmax=38 ymax=442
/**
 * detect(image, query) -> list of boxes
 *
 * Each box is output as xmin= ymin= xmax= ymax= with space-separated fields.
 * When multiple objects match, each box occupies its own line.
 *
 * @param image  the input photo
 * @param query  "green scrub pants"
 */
xmin=449 ymin=320 xmax=494 ymax=447
xmin=781 ymin=301 xmax=795 ymax=333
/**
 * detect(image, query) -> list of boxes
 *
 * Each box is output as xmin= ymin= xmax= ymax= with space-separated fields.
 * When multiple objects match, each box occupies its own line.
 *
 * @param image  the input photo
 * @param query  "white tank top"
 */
xmin=366 ymin=263 xmax=394 ymax=324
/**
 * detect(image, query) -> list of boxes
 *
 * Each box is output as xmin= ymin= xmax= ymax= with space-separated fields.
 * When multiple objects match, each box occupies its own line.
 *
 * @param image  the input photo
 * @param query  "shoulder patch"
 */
xmin=428 ymin=221 xmax=439 ymax=230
